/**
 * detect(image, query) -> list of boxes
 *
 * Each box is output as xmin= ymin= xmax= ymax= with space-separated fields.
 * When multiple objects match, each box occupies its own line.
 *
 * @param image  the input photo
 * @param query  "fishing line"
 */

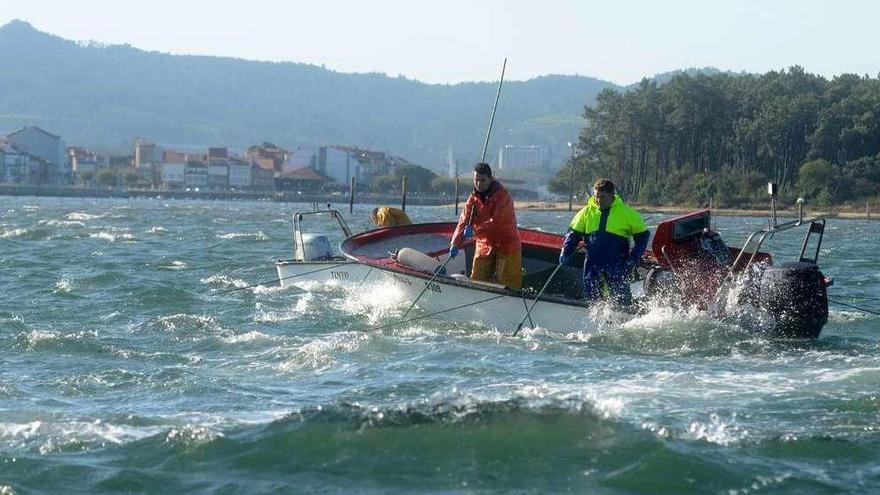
xmin=829 ymin=293 xmax=880 ymax=302
xmin=214 ymin=263 xmax=344 ymax=295
xmin=828 ymin=297 xmax=880 ymax=316
xmin=362 ymin=294 xmax=506 ymax=332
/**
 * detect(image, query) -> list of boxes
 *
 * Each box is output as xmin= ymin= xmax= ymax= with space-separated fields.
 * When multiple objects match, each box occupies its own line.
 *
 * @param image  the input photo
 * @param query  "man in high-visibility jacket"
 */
xmin=559 ymin=178 xmax=650 ymax=307
xmin=449 ymin=162 xmax=522 ymax=289
xmin=370 ymin=206 xmax=412 ymax=228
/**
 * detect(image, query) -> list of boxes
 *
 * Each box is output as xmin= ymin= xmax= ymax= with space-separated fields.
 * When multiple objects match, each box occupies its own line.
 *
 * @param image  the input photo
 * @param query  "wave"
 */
xmin=4 ymin=397 xmax=880 ymax=492
xmin=89 ymin=231 xmax=137 ymax=243
xmin=66 ymin=212 xmax=105 ymax=221
xmin=216 ymin=231 xmax=269 ymax=241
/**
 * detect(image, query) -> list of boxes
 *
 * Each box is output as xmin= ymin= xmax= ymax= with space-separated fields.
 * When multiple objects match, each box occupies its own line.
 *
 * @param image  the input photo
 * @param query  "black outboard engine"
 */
xmin=757 ymin=261 xmax=828 ymax=338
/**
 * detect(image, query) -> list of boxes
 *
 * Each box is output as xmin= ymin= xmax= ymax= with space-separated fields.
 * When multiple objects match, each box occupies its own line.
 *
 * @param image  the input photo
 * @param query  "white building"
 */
xmin=285 ymin=145 xmax=393 ymax=187
xmin=160 ymin=162 xmax=186 ymax=188
xmin=0 ymin=142 xmax=31 ymax=183
xmin=497 ymin=145 xmax=548 ymax=171
xmin=228 ymin=159 xmax=252 ymax=188
xmin=134 ymin=139 xmax=164 ymax=186
xmin=6 ymin=126 xmax=67 ymax=183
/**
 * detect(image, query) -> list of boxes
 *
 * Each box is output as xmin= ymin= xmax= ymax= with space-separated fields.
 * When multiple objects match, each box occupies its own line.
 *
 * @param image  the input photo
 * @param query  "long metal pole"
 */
xmin=401 ymin=175 xmax=407 ymax=212
xmin=349 ymin=176 xmax=355 ymax=214
xmin=480 ymin=58 xmax=507 ymax=163
xmin=453 ymin=170 xmax=459 ymax=217
xmin=512 ymin=263 xmax=564 ymax=336
xmin=568 ymin=143 xmax=575 ymax=211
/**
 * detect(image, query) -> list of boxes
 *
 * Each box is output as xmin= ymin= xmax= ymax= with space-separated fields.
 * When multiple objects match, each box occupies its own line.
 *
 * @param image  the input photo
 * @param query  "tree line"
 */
xmin=551 ymin=67 xmax=880 ymax=208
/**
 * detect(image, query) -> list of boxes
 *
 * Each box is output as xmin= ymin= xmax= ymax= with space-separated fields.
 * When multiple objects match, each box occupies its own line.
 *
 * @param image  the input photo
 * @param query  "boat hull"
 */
xmin=276 ymin=258 xmax=626 ymax=335
xmin=275 ymin=259 xmax=373 ymax=290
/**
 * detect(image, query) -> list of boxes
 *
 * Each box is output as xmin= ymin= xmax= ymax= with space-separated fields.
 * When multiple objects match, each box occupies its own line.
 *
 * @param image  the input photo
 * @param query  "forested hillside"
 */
xmin=554 ymin=67 xmax=880 ymax=207
xmin=0 ymin=20 xmax=614 ymax=169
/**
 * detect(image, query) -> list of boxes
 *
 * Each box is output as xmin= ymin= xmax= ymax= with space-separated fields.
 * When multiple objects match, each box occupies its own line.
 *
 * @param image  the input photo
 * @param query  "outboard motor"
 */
xmin=757 ymin=261 xmax=828 ymax=338
xmin=295 ymin=234 xmax=333 ymax=261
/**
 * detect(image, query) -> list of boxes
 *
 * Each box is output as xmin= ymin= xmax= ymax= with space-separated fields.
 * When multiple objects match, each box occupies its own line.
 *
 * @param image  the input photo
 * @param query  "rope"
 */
xmin=214 ymin=263 xmax=344 ymax=295
xmin=363 ymin=294 xmax=506 ymax=332
xmin=828 ymin=297 xmax=880 ymax=316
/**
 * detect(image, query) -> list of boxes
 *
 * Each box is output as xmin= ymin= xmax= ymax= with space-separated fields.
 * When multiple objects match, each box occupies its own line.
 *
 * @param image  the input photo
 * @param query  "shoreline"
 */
xmin=514 ymin=200 xmax=877 ymax=220
xmin=1 ymin=186 xmax=875 ymax=220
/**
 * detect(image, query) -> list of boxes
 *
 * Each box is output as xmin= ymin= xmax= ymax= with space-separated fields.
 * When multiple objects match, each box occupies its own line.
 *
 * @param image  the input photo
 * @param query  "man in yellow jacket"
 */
xmin=370 ymin=206 xmax=412 ymax=228
xmin=559 ymin=178 xmax=650 ymax=307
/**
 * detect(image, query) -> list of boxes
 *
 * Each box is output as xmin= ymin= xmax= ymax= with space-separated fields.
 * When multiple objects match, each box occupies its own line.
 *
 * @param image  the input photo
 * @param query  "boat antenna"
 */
xmin=480 ymin=58 xmax=507 ymax=163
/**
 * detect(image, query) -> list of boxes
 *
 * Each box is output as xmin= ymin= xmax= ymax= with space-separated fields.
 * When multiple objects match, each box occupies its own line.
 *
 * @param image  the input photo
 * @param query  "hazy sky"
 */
xmin=1 ymin=0 xmax=877 ymax=85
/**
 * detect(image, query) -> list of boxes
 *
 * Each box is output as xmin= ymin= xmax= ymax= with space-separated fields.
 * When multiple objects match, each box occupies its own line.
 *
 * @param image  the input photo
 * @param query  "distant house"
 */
xmin=228 ymin=157 xmax=251 ymax=189
xmin=497 ymin=145 xmax=548 ymax=171
xmin=0 ymin=141 xmax=34 ymax=184
xmin=251 ymin=158 xmax=275 ymax=190
xmin=68 ymin=147 xmax=108 ymax=179
xmin=245 ymin=142 xmax=288 ymax=173
xmin=134 ymin=139 xmax=163 ymax=187
xmin=285 ymin=145 xmax=394 ymax=187
xmin=160 ymin=149 xmax=187 ymax=189
xmin=207 ymin=147 xmax=229 ymax=190
xmin=185 ymin=159 xmax=208 ymax=189
xmin=275 ymin=166 xmax=326 ymax=192
xmin=6 ymin=126 xmax=67 ymax=184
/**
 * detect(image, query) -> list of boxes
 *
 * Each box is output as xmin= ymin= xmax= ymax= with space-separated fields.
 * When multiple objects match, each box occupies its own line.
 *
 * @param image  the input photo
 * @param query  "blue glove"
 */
xmin=449 ymin=245 xmax=459 ymax=259
xmin=463 ymin=224 xmax=474 ymax=240
xmin=559 ymin=253 xmax=571 ymax=265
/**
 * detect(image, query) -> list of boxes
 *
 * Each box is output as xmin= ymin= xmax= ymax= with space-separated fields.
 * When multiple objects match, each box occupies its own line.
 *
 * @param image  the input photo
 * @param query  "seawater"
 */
xmin=1 ymin=196 xmax=879 ymax=494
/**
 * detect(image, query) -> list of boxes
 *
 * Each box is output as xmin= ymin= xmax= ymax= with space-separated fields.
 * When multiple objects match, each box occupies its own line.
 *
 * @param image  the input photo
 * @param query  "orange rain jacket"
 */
xmin=374 ymin=207 xmax=412 ymax=227
xmin=452 ymin=180 xmax=521 ymax=256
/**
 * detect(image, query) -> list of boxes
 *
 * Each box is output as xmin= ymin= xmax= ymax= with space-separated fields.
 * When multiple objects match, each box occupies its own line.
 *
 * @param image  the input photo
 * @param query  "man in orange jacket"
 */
xmin=449 ymin=162 xmax=522 ymax=290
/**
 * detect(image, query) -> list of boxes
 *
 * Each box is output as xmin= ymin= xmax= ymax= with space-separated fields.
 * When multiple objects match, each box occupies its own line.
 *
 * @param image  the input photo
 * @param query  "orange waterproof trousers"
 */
xmin=471 ymin=251 xmax=522 ymax=290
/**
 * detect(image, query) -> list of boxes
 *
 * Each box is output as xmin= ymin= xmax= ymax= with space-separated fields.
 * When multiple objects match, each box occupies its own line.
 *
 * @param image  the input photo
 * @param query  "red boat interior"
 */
xmin=340 ymin=210 xmax=771 ymax=301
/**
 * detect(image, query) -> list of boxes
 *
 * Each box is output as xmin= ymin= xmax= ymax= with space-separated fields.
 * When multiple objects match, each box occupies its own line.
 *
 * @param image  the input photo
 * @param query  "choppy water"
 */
xmin=1 ymin=196 xmax=879 ymax=494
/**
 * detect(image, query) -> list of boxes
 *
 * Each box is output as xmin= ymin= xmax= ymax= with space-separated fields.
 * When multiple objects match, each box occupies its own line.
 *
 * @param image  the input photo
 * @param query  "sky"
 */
xmin=0 ymin=0 xmax=877 ymax=85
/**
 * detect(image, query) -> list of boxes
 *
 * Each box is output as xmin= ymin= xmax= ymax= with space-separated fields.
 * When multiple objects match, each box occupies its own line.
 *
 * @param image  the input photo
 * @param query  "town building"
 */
xmin=207 ymin=147 xmax=229 ymax=190
xmin=0 ymin=141 xmax=35 ymax=184
xmin=68 ymin=147 xmax=109 ymax=179
xmin=185 ymin=159 xmax=208 ymax=189
xmin=228 ymin=157 xmax=252 ymax=189
xmin=497 ymin=145 xmax=548 ymax=171
xmin=250 ymin=159 xmax=275 ymax=190
xmin=275 ymin=166 xmax=326 ymax=192
xmin=160 ymin=149 xmax=187 ymax=189
xmin=134 ymin=139 xmax=164 ymax=187
xmin=245 ymin=142 xmax=288 ymax=174
xmin=6 ymin=126 xmax=68 ymax=183
xmin=285 ymin=145 xmax=393 ymax=187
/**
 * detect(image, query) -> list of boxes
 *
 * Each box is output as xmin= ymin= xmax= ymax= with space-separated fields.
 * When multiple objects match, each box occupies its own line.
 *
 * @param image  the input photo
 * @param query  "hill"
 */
xmin=0 ymin=20 xmax=618 ymax=170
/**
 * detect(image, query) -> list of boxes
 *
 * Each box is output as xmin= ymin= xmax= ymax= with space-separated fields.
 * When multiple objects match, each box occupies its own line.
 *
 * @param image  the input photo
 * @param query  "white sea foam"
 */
xmin=201 ymin=274 xmax=248 ymax=289
xmin=39 ymin=219 xmax=85 ymax=228
xmin=66 ymin=212 xmax=104 ymax=221
xmin=685 ymin=413 xmax=750 ymax=445
xmin=147 ymin=226 xmax=167 ymax=234
xmin=158 ymin=260 xmax=188 ymax=271
xmin=153 ymin=313 xmax=222 ymax=334
xmin=0 ymin=419 xmax=163 ymax=453
xmin=277 ymin=331 xmax=366 ymax=371
xmin=0 ymin=228 xmax=27 ymax=238
xmin=89 ymin=231 xmax=136 ymax=242
xmin=337 ymin=280 xmax=408 ymax=325
xmin=165 ymin=424 xmax=222 ymax=446
xmin=54 ymin=278 xmax=73 ymax=293
xmin=220 ymin=331 xmax=271 ymax=344
xmin=216 ymin=231 xmax=269 ymax=241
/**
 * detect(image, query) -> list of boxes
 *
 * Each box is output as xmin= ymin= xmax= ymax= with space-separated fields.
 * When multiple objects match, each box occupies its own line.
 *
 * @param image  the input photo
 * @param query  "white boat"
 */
xmin=275 ymin=197 xmax=832 ymax=338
